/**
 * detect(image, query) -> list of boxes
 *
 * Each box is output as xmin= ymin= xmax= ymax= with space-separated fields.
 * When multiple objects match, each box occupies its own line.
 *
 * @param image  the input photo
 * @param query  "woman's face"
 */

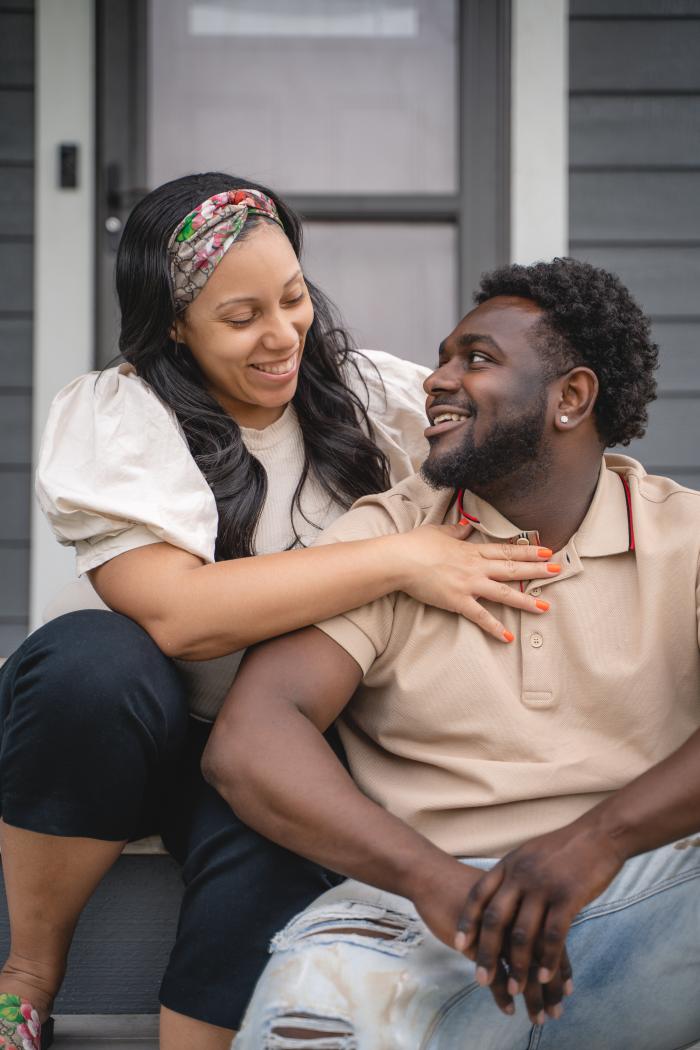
xmin=175 ymin=222 xmax=314 ymax=429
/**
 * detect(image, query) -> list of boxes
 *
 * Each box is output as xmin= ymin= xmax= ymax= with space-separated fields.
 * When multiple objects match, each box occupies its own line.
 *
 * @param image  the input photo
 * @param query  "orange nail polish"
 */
xmin=503 ymin=629 xmax=515 ymax=642
xmin=546 ymin=564 xmax=561 ymax=574
xmin=459 ymin=517 xmax=469 ymax=525
xmin=537 ymin=547 xmax=553 ymax=558
xmin=535 ymin=599 xmax=550 ymax=611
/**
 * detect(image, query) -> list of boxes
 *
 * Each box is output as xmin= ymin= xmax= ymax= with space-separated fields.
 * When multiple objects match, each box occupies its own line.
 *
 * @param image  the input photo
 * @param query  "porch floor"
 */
xmin=52 ymin=1015 xmax=157 ymax=1048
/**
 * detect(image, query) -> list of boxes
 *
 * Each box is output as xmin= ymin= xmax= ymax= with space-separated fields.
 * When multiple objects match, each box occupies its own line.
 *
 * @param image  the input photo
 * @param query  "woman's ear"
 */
xmin=169 ymin=318 xmax=184 ymax=344
xmin=553 ymin=366 xmax=598 ymax=432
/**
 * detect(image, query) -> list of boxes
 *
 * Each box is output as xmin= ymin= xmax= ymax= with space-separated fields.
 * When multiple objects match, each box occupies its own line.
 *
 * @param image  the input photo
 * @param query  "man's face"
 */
xmin=422 ymin=296 xmax=553 ymax=493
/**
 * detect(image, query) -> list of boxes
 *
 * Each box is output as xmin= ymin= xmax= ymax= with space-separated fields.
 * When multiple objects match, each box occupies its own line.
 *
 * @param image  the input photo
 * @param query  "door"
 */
xmin=96 ymin=0 xmax=511 ymax=370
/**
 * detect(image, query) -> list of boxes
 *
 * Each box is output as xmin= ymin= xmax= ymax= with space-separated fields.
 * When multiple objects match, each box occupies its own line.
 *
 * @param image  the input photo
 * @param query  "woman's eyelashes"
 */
xmin=223 ymin=291 xmax=306 ymax=328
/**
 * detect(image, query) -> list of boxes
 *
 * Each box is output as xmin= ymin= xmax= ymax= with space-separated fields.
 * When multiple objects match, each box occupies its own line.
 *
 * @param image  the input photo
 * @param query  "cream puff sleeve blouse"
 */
xmin=36 ymin=364 xmax=219 ymax=576
xmin=37 ymin=350 xmax=430 ymax=720
xmin=36 ymin=350 xmax=430 ymax=578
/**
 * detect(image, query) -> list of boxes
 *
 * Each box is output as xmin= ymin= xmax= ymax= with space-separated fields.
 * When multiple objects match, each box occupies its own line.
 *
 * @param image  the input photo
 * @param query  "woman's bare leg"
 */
xmin=0 ymin=821 xmax=125 ymax=1019
xmin=159 ymin=1005 xmax=235 ymax=1050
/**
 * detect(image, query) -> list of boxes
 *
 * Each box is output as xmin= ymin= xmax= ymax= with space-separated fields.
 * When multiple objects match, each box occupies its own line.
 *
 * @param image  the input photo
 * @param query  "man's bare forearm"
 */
xmin=204 ymin=683 xmax=461 ymax=903
xmin=586 ymin=724 xmax=700 ymax=859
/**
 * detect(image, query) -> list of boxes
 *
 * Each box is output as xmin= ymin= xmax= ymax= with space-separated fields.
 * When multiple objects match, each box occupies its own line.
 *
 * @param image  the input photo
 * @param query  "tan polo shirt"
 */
xmin=314 ymin=455 xmax=700 ymax=858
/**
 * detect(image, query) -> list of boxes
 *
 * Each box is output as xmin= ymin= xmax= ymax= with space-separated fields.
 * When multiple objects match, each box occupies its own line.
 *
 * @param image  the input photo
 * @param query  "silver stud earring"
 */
xmin=560 ymin=415 xmax=569 ymax=423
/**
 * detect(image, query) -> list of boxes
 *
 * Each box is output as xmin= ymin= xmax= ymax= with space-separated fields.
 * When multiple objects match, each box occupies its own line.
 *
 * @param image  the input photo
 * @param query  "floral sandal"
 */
xmin=0 ymin=995 xmax=53 ymax=1050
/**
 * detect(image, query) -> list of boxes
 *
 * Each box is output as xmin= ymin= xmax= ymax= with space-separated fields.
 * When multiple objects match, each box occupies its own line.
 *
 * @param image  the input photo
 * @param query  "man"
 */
xmin=204 ymin=259 xmax=700 ymax=1049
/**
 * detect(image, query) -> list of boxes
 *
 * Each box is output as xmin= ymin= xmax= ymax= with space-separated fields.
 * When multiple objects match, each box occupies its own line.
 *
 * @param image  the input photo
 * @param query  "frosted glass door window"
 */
xmin=302 ymin=223 xmax=457 ymax=367
xmin=148 ymin=0 xmax=457 ymax=192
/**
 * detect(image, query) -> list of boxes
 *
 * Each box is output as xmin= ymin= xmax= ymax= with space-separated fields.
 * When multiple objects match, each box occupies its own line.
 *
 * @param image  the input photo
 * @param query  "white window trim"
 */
xmin=30 ymin=0 xmax=95 ymax=628
xmin=510 ymin=0 xmax=569 ymax=264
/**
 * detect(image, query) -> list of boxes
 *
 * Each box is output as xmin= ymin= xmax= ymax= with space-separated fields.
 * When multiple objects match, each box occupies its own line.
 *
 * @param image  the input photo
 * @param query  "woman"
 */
xmin=0 ymin=173 xmax=553 ymax=1050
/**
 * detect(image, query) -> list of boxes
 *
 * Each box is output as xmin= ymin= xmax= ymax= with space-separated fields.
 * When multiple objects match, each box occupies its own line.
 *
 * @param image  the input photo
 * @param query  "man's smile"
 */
xmin=425 ymin=403 xmax=473 ymax=439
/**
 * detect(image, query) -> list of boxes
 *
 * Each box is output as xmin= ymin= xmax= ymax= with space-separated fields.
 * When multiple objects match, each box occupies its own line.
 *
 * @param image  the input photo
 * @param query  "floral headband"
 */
xmin=167 ymin=188 xmax=284 ymax=309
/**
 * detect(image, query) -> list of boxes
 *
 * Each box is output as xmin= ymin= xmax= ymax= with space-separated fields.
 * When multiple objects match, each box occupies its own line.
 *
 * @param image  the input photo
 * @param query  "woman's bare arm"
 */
xmin=90 ymin=525 xmax=557 ymax=660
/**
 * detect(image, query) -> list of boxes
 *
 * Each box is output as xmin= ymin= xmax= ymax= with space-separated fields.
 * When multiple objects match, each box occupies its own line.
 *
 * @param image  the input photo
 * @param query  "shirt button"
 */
xmin=531 ymin=586 xmax=542 ymax=597
xmin=530 ymin=632 xmax=544 ymax=648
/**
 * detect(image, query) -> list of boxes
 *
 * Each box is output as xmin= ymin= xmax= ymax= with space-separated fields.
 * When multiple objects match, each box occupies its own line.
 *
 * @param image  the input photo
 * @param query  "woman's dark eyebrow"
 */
xmin=215 ymin=270 xmax=304 ymax=312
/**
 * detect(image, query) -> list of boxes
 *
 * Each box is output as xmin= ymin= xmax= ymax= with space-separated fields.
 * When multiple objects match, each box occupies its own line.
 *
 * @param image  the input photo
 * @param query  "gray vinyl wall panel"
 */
xmin=0 ymin=1 xmax=34 ymax=654
xmin=569 ymin=0 xmax=700 ymax=488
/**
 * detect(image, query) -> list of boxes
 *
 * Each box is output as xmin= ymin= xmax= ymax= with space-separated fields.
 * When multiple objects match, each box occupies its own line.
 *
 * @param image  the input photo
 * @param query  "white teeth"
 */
xmin=433 ymin=413 xmax=466 ymax=425
xmin=251 ymin=355 xmax=296 ymax=376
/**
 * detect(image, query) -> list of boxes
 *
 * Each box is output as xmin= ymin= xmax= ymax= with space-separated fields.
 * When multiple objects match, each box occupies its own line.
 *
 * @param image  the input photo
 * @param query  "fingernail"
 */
xmin=537 ymin=1011 xmax=546 ymax=1026
xmin=551 ymin=1005 xmax=563 ymax=1020
xmin=507 ymin=978 xmax=519 ymax=997
xmin=503 ymin=629 xmax=515 ymax=643
xmin=505 ymin=1003 xmax=515 ymax=1016
xmin=537 ymin=547 xmax=553 ymax=558
xmin=563 ymin=979 xmax=574 ymax=996
xmin=537 ymin=967 xmax=552 ymax=983
xmin=459 ymin=517 xmax=470 ymax=525
xmin=546 ymin=563 xmax=562 ymax=573
xmin=476 ymin=966 xmax=489 ymax=986
xmin=535 ymin=599 xmax=550 ymax=611
xmin=454 ymin=931 xmax=468 ymax=952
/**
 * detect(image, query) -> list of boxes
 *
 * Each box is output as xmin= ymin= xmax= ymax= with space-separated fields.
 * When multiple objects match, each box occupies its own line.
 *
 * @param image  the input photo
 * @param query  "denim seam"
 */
xmin=419 ymin=980 xmax=481 ymax=1049
xmin=571 ymin=865 xmax=700 ymax=926
xmin=526 ymin=1024 xmax=543 ymax=1050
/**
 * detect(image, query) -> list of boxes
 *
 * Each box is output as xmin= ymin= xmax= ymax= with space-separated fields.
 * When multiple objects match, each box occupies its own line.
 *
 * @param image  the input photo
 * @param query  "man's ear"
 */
xmin=553 ymin=367 xmax=598 ymax=432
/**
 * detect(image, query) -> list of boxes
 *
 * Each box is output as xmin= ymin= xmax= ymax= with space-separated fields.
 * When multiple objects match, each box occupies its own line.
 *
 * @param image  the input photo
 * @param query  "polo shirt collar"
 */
xmin=458 ymin=456 xmax=635 ymax=558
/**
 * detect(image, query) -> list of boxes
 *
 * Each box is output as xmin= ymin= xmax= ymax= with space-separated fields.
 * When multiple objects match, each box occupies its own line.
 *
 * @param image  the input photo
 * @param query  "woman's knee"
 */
xmin=2 ymin=610 xmax=188 ymax=751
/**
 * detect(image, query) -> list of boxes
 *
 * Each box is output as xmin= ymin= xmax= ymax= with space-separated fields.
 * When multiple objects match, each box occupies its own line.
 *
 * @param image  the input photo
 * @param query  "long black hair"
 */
xmin=116 ymin=172 xmax=390 ymax=560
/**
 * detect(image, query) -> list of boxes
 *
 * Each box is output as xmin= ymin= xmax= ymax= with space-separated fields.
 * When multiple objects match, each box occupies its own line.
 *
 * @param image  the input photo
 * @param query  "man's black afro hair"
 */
xmin=476 ymin=258 xmax=659 ymax=447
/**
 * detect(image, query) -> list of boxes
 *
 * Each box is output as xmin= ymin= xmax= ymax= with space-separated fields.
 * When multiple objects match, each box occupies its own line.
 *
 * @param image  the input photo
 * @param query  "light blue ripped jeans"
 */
xmin=234 ymin=839 xmax=700 ymax=1050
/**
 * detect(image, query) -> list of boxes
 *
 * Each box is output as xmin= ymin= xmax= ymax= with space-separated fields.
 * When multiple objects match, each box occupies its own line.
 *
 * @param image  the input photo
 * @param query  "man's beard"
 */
xmin=421 ymin=392 xmax=550 ymax=494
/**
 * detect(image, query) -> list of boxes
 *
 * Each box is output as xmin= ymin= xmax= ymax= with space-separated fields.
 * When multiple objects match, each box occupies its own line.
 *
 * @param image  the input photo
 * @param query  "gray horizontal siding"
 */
xmin=0 ymin=90 xmax=33 ymax=162
xmin=0 ymin=2 xmax=33 ymax=650
xmin=570 ymin=172 xmax=700 ymax=240
xmin=0 ymin=623 xmax=28 ymax=655
xmin=567 ymin=245 xmax=700 ymax=316
xmin=0 ymin=318 xmax=32 ymax=385
xmin=570 ymin=4 xmax=700 ymax=490
xmin=570 ymin=96 xmax=700 ymax=167
xmin=650 ymin=322 xmax=700 ymax=391
xmin=571 ymin=1 xmax=700 ymax=19
xmin=622 ymin=397 xmax=700 ymax=469
xmin=0 ymin=12 xmax=33 ymax=86
xmin=571 ymin=19 xmax=700 ymax=92
xmin=0 ymin=548 xmax=29 ymax=618
xmin=0 ymin=391 xmax=31 ymax=464
xmin=0 ymin=165 xmax=33 ymax=234
xmin=0 ymin=241 xmax=32 ymax=311
xmin=0 ymin=470 xmax=31 ymax=540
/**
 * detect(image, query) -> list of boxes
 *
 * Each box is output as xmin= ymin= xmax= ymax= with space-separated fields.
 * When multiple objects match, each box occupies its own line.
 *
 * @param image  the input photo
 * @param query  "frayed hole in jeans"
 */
xmin=264 ymin=1010 xmax=357 ymax=1049
xmin=271 ymin=902 xmax=423 ymax=958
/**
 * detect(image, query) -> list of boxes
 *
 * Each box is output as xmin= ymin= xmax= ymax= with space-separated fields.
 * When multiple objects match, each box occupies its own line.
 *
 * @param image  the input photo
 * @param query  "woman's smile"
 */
xmin=249 ymin=351 xmax=299 ymax=378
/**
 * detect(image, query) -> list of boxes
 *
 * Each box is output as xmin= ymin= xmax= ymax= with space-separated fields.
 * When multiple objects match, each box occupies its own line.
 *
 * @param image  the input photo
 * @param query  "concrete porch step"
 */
xmin=0 ymin=857 xmax=183 ymax=1014
xmin=52 ymin=1014 xmax=157 ymax=1048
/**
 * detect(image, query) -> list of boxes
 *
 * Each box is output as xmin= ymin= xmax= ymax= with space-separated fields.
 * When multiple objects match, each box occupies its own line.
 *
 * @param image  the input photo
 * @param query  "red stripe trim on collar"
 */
xmin=619 ymin=474 xmax=636 ymax=552
xmin=458 ymin=476 xmax=636 ymax=552
xmin=456 ymin=489 xmax=480 ymax=524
